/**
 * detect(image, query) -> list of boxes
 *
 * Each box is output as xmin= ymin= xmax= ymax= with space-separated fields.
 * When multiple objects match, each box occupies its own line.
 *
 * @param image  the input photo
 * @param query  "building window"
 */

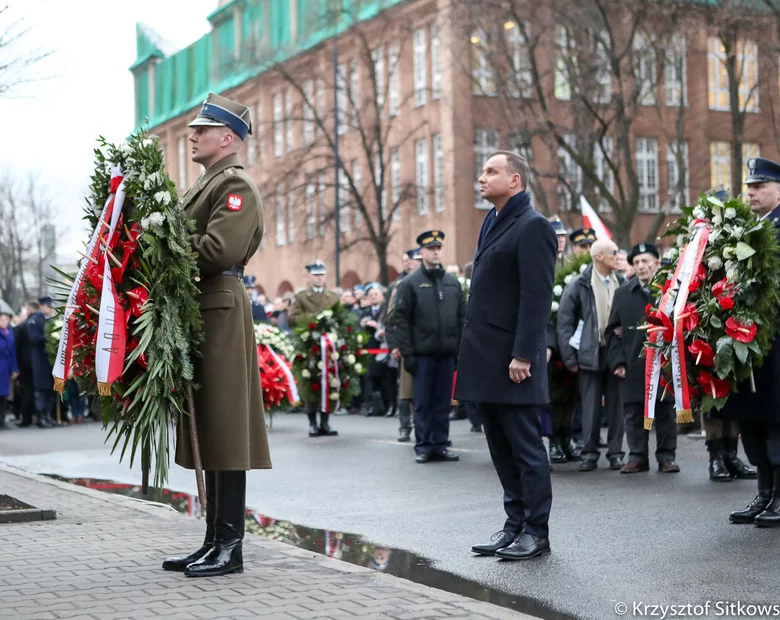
xmin=350 ymin=59 xmax=359 ymax=127
xmin=558 ymin=134 xmax=581 ymax=210
xmin=413 ymin=28 xmax=427 ymax=107
xmin=287 ymin=189 xmax=295 ymax=242
xmin=372 ymin=46 xmax=385 ymax=110
xmin=555 ymin=26 xmax=572 ymax=101
xmin=415 ymin=138 xmax=429 ymax=215
xmin=474 ymin=129 xmax=499 ymax=209
xmin=509 ymin=133 xmax=535 ymax=205
xmin=594 ymin=137 xmax=614 ymax=211
xmin=285 ymin=88 xmax=293 ymax=151
xmin=338 ymin=167 xmax=350 ymax=232
xmin=391 ymin=148 xmax=401 ymax=220
xmin=667 ymin=142 xmax=689 ymax=212
xmin=743 ymin=142 xmax=760 ymax=184
xmin=471 ymin=30 xmax=496 ymax=96
xmin=665 ymin=34 xmax=687 ymax=107
xmin=275 ymin=183 xmax=286 ymax=246
xmin=318 ymin=173 xmax=326 ymax=236
xmin=708 ymin=38 xmax=759 ymax=112
xmin=303 ymin=80 xmax=315 ymax=145
xmin=431 ymin=25 xmax=440 ymax=100
xmin=433 ymin=133 xmax=444 ymax=212
xmin=306 ymin=182 xmax=316 ymax=239
xmin=273 ymin=93 xmax=283 ymax=157
xmin=636 ymin=138 xmax=659 ymax=212
xmin=336 ymin=63 xmax=348 ymax=135
xmin=506 ymin=22 xmax=532 ymax=98
xmin=593 ymin=33 xmax=611 ymax=104
xmin=353 ymin=159 xmax=362 ymax=229
xmin=316 ymin=78 xmax=325 ymax=136
xmin=177 ymin=137 xmax=187 ymax=188
xmin=388 ymin=43 xmax=399 ymax=116
xmin=710 ymin=141 xmax=731 ymax=191
xmin=634 ymin=31 xmax=656 ymax=106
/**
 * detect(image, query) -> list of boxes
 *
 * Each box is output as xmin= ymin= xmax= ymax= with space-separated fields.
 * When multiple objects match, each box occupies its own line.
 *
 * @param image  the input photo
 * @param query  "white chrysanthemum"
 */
xmin=330 ymin=352 xmax=339 ymax=361
xmin=551 ymin=301 xmax=559 ymax=312
xmin=666 ymin=249 xmax=679 ymax=261
xmin=300 ymin=331 xmax=310 ymax=341
xmin=722 ymin=246 xmax=735 ymax=259
xmin=692 ymin=207 xmax=706 ymax=220
xmin=712 ymin=213 xmax=723 ymax=226
xmin=346 ymin=354 xmax=356 ymax=365
xmin=708 ymin=229 xmax=722 ymax=243
xmin=154 ymin=191 xmax=172 ymax=206
xmin=357 ymin=335 xmax=363 ymax=344
xmin=354 ymin=363 xmax=363 ymax=373
xmin=330 ymin=377 xmax=340 ymax=388
xmin=564 ymin=274 xmax=574 ymax=285
xmin=330 ymin=392 xmax=339 ymax=400
xmin=119 ymin=142 xmax=133 ymax=155
xmin=317 ymin=361 xmax=323 ymax=369
xmin=142 ymin=138 xmax=155 ymax=148
xmin=301 ymin=369 xmax=311 ymax=378
xmin=726 ymin=267 xmax=738 ymax=281
xmin=553 ymin=285 xmax=563 ymax=296
xmin=707 ymin=256 xmax=724 ymax=270
xmin=731 ymin=226 xmax=744 ymax=239
xmin=141 ymin=212 xmax=165 ymax=230
xmin=725 ymin=207 xmax=737 ymax=220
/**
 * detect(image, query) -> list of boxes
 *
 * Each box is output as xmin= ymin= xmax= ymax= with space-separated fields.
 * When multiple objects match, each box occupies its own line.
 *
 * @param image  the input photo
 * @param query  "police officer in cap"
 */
xmin=549 ymin=216 xmax=569 ymax=266
xmin=606 ymin=243 xmax=680 ymax=474
xmin=569 ymin=227 xmax=597 ymax=256
xmin=721 ymin=157 xmax=780 ymax=527
xmin=288 ymin=261 xmax=340 ymax=437
xmin=393 ymin=230 xmax=466 ymax=463
xmin=165 ymin=92 xmax=271 ymax=577
xmin=243 ymin=275 xmax=268 ymax=323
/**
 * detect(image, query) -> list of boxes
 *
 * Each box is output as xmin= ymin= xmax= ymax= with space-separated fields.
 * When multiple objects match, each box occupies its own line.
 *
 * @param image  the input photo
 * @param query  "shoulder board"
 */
xmin=418 ymin=283 xmax=432 ymax=288
xmin=224 ymin=168 xmax=236 ymax=176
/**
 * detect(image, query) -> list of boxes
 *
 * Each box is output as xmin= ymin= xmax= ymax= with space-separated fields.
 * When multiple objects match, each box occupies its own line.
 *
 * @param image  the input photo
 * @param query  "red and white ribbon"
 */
xmin=320 ymin=334 xmax=340 ymax=413
xmin=261 ymin=343 xmax=300 ymax=404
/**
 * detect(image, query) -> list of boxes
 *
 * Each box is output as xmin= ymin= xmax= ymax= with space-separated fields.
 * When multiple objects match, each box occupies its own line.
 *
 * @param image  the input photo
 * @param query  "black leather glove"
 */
xmin=404 ymin=356 xmax=418 ymax=376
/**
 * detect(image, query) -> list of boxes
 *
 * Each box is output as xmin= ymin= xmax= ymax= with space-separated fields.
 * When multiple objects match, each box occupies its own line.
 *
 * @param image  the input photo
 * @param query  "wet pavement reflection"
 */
xmin=46 ymin=475 xmax=564 ymax=619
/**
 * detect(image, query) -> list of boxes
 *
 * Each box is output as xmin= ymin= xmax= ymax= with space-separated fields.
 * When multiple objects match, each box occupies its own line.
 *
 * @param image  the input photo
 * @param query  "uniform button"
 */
xmin=464 ymin=320 xmax=470 ymax=327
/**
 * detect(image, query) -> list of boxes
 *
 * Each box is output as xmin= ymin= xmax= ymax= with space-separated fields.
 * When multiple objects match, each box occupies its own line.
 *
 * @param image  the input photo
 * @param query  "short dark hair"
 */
xmin=487 ymin=150 xmax=530 ymax=190
xmin=25 ymin=299 xmax=40 ymax=311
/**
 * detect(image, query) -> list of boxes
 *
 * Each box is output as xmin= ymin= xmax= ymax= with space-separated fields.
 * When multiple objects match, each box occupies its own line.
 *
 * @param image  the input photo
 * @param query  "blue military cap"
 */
xmin=745 ymin=157 xmax=780 ymax=185
xmin=548 ymin=215 xmax=568 ymax=236
xmin=38 ymin=296 xmax=54 ymax=306
xmin=305 ymin=260 xmax=327 ymax=275
xmin=364 ymin=281 xmax=382 ymax=294
xmin=569 ymin=227 xmax=597 ymax=246
xmin=405 ymin=248 xmax=422 ymax=260
xmin=243 ymin=274 xmax=256 ymax=288
xmin=188 ymin=92 xmax=252 ymax=140
xmin=416 ymin=230 xmax=445 ymax=248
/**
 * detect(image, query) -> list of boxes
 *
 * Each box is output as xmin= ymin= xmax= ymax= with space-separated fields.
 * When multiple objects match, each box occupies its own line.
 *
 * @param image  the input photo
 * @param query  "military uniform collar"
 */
xmin=766 ymin=204 xmax=780 ymax=224
xmin=186 ymin=154 xmax=243 ymax=198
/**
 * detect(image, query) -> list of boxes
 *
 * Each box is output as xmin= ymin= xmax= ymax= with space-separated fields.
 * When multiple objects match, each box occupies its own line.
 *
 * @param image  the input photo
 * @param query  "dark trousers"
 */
xmin=398 ymin=399 xmax=413 ymax=432
xmin=579 ymin=367 xmax=624 ymax=460
xmin=740 ymin=419 xmax=780 ymax=468
xmin=464 ymin=401 xmax=482 ymax=427
xmin=34 ymin=389 xmax=55 ymax=421
xmin=16 ymin=371 xmax=34 ymax=425
xmin=479 ymin=403 xmax=552 ymax=538
xmin=624 ymin=402 xmax=676 ymax=464
xmin=412 ymin=356 xmax=455 ymax=456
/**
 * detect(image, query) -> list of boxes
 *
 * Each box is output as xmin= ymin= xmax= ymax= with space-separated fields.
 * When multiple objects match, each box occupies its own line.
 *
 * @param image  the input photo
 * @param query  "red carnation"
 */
xmin=347 ymin=325 xmax=353 ymax=333
xmin=340 ymin=344 xmax=347 ymax=352
xmin=719 ymin=296 xmax=735 ymax=310
xmin=725 ymin=317 xmax=757 ymax=344
xmin=688 ymin=340 xmax=715 ymax=367
xmin=311 ymin=382 xmax=321 ymax=392
xmin=309 ymin=322 xmax=317 ymax=329
xmin=688 ymin=264 xmax=706 ymax=293
xmin=645 ymin=303 xmax=654 ymax=317
xmin=343 ymin=380 xmax=350 ymax=389
xmin=312 ymin=346 xmax=321 ymax=355
xmin=681 ymin=303 xmax=699 ymax=331
xmin=698 ymin=371 xmax=730 ymax=399
xmin=296 ymin=354 xmax=304 ymax=361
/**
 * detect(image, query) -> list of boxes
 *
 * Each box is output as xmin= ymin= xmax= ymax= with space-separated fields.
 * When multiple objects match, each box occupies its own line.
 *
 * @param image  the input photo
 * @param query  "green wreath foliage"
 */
xmin=648 ymin=193 xmax=780 ymax=413
xmin=550 ymin=252 xmax=592 ymax=320
xmin=291 ymin=303 xmax=370 ymax=407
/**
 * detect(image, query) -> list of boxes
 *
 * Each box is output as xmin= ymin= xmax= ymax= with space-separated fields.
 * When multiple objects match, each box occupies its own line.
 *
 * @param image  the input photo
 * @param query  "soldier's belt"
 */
xmin=220 ymin=266 xmax=245 ymax=278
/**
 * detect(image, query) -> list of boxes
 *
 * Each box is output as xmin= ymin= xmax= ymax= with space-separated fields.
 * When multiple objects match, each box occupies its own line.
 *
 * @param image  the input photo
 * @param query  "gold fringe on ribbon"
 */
xmin=676 ymin=409 xmax=694 ymax=424
xmin=53 ymin=377 xmax=66 ymax=394
xmin=644 ymin=418 xmax=654 ymax=431
xmin=97 ymin=382 xmax=112 ymax=397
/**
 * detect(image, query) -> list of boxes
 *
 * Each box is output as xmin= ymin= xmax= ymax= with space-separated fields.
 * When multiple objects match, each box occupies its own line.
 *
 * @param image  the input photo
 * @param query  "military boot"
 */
xmin=707 ymin=440 xmax=732 ymax=481
xmin=319 ymin=412 xmax=338 ymax=436
xmin=722 ymin=437 xmax=758 ymax=479
xmin=308 ymin=413 xmax=320 ymax=437
xmin=730 ymin=466 xmax=772 ymax=524
xmin=185 ymin=471 xmax=245 ymax=577
xmin=755 ymin=467 xmax=780 ymax=528
xmin=163 ymin=471 xmax=216 ymax=570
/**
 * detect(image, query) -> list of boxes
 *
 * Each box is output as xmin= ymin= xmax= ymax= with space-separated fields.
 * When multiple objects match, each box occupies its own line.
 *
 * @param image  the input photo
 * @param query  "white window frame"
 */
xmin=506 ymin=22 xmax=532 ymax=99
xmin=275 ymin=183 xmax=286 ymax=246
xmin=474 ymin=129 xmax=499 ymax=209
xmin=740 ymin=40 xmax=759 ymax=113
xmin=372 ymin=46 xmax=385 ymax=110
xmin=555 ymin=26 xmax=572 ymax=101
xmin=306 ymin=182 xmax=316 ymax=239
xmin=433 ymin=133 xmax=444 ymax=212
xmin=593 ymin=33 xmax=612 ymax=104
xmin=273 ymin=93 xmax=284 ymax=157
xmin=471 ymin=30 xmax=496 ymax=96
xmin=350 ymin=59 xmax=359 ymax=127
xmin=336 ymin=62 xmax=348 ymax=136
xmin=303 ymin=80 xmax=315 ymax=145
xmin=634 ymin=31 xmax=657 ymax=106
xmin=708 ymin=37 xmax=730 ymax=111
xmin=177 ymin=137 xmax=187 ymax=188
xmin=710 ymin=141 xmax=731 ymax=191
xmin=666 ymin=141 xmax=689 ymax=212
xmin=665 ymin=34 xmax=687 ymax=107
xmin=318 ymin=173 xmax=327 ymax=236
xmin=353 ymin=159 xmax=362 ymax=229
xmin=388 ymin=43 xmax=400 ymax=116
xmin=415 ymin=138 xmax=429 ymax=215
xmin=413 ymin=28 xmax=427 ymax=107
xmin=636 ymin=137 xmax=659 ymax=213
xmin=391 ymin=148 xmax=401 ymax=220
xmin=431 ymin=25 xmax=440 ymax=100
xmin=285 ymin=88 xmax=293 ymax=152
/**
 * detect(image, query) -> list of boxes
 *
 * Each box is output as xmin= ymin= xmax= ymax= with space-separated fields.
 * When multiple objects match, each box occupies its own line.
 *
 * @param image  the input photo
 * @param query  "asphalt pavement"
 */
xmin=1 ymin=413 xmax=779 ymax=620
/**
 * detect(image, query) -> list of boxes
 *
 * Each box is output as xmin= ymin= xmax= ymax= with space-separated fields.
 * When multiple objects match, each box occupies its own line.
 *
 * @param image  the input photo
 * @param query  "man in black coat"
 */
xmin=27 ymin=297 xmax=56 ymax=428
xmin=393 ymin=231 xmax=466 ymax=464
xmin=13 ymin=300 xmax=36 ymax=427
xmin=722 ymin=157 xmax=780 ymax=527
xmin=455 ymin=151 xmax=556 ymax=561
xmin=605 ymin=244 xmax=680 ymax=474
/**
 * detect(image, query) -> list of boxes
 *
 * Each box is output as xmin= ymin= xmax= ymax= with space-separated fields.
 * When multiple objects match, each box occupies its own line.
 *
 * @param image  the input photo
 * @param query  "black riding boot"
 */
xmin=707 ymin=440 xmax=732 ymax=481
xmin=185 ymin=471 xmax=246 ymax=577
xmin=722 ymin=437 xmax=757 ymax=479
xmin=730 ymin=466 xmax=773 ymax=524
xmin=308 ymin=413 xmax=320 ymax=437
xmin=319 ymin=412 xmax=338 ymax=436
xmin=755 ymin=467 xmax=780 ymax=528
xmin=162 ymin=471 xmax=216 ymax=570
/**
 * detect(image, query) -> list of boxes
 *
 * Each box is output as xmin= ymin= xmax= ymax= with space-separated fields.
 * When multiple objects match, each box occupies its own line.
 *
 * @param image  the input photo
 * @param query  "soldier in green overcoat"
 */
xmin=288 ymin=261 xmax=340 ymax=436
xmin=163 ymin=92 xmax=271 ymax=578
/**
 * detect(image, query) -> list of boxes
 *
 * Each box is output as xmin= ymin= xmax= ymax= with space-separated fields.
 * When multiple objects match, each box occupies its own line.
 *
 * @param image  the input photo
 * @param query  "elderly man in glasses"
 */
xmin=557 ymin=238 xmax=626 ymax=471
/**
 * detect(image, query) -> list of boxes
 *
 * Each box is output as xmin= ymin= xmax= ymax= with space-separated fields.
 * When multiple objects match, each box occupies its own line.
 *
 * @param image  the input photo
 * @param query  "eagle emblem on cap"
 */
xmin=748 ymin=158 xmax=756 ymax=174
xmin=639 ymin=244 xmax=646 ymax=253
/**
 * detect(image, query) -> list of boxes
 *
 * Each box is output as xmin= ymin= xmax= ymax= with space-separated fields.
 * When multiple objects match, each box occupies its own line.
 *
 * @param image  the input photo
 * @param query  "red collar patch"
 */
xmin=227 ymin=194 xmax=243 ymax=211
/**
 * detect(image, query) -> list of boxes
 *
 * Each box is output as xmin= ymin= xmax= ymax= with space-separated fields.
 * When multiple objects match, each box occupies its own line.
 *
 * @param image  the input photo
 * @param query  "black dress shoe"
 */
xmin=730 ymin=493 xmax=772 ymax=524
xmin=548 ymin=440 xmax=567 ymax=464
xmin=561 ymin=442 xmax=582 ymax=462
xmin=755 ymin=498 xmax=780 ymax=527
xmin=415 ymin=453 xmax=431 ymax=464
xmin=579 ymin=460 xmax=597 ymax=472
xmin=318 ymin=425 xmax=338 ymax=436
xmin=308 ymin=424 xmax=321 ymax=437
xmin=163 ymin=471 xmax=216 ymax=571
xmin=163 ymin=544 xmax=213 ymax=571
xmin=397 ymin=431 xmax=411 ymax=442
xmin=430 ymin=450 xmax=459 ymax=462
xmin=470 ymin=424 xmax=482 ymax=433
xmin=608 ymin=456 xmax=624 ymax=470
xmin=495 ymin=533 xmax=551 ymax=560
xmin=471 ymin=530 xmax=517 ymax=556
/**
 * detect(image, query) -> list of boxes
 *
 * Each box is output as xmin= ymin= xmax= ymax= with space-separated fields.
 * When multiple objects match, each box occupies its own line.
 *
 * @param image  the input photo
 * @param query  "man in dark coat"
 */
xmin=558 ymin=239 xmax=626 ymax=471
xmin=605 ymin=244 xmax=680 ymax=474
xmin=27 ymin=297 xmax=56 ymax=428
xmin=456 ymin=151 xmax=556 ymax=561
xmin=394 ymin=230 xmax=466 ymax=463
xmin=13 ymin=300 xmax=36 ymax=427
xmin=722 ymin=157 xmax=780 ymax=527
